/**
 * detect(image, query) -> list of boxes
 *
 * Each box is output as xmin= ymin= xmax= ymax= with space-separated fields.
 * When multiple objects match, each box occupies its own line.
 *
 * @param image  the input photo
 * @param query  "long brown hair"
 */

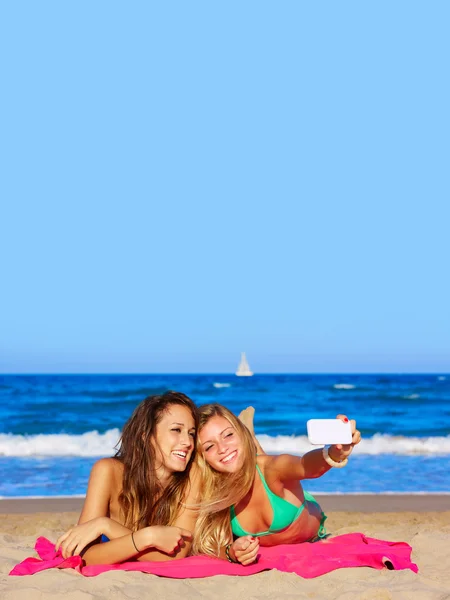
xmin=192 ymin=403 xmax=256 ymax=557
xmin=115 ymin=391 xmax=198 ymax=531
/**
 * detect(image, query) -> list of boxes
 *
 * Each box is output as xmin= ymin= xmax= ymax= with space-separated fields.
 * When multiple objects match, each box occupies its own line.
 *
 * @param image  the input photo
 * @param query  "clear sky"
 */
xmin=1 ymin=1 xmax=449 ymax=374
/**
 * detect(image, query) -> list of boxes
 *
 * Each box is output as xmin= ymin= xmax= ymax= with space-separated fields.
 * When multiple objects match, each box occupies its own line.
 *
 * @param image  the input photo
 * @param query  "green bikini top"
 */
xmin=230 ymin=464 xmax=319 ymax=538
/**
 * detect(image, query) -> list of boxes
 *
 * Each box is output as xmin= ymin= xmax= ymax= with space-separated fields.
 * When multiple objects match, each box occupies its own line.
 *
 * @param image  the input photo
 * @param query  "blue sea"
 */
xmin=1 ymin=374 xmax=449 ymax=497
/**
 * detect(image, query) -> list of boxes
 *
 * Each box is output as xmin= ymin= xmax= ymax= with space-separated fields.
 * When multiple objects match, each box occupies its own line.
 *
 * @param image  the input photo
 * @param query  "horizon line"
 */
xmin=0 ymin=372 xmax=448 ymax=376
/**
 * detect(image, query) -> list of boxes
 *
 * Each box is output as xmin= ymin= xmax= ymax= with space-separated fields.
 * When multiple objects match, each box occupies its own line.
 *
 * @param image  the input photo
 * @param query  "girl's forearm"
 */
xmin=82 ymin=524 xmax=157 ymax=565
xmin=301 ymin=445 xmax=347 ymax=478
xmin=102 ymin=518 xmax=132 ymax=539
xmin=81 ymin=525 xmax=191 ymax=564
xmin=301 ymin=448 xmax=332 ymax=479
xmin=81 ymin=531 xmax=144 ymax=565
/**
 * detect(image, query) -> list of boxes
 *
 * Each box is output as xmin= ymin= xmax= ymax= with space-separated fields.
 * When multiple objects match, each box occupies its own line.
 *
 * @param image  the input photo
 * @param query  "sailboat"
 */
xmin=235 ymin=352 xmax=253 ymax=376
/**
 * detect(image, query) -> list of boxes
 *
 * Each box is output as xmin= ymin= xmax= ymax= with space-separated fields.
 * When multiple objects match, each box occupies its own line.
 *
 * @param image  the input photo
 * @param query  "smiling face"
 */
xmin=199 ymin=415 xmax=245 ymax=473
xmin=152 ymin=404 xmax=196 ymax=476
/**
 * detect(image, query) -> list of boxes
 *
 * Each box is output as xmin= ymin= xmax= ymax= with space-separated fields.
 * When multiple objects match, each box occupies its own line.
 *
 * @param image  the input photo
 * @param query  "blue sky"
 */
xmin=1 ymin=1 xmax=449 ymax=373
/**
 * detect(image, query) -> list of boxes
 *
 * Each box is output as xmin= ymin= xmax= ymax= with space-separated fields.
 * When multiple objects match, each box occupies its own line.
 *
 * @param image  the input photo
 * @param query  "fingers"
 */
xmin=344 ymin=417 xmax=361 ymax=446
xmin=330 ymin=415 xmax=362 ymax=461
xmin=151 ymin=527 xmax=187 ymax=554
xmin=176 ymin=536 xmax=188 ymax=551
xmin=240 ymin=537 xmax=254 ymax=551
xmin=352 ymin=429 xmax=361 ymax=445
xmin=178 ymin=528 xmax=193 ymax=541
xmin=336 ymin=414 xmax=350 ymax=451
xmin=56 ymin=520 xmax=107 ymax=558
xmin=233 ymin=535 xmax=254 ymax=551
xmin=336 ymin=414 xmax=348 ymax=423
xmin=56 ymin=530 xmax=81 ymax=558
xmin=336 ymin=414 xmax=355 ymax=432
xmin=239 ymin=541 xmax=258 ymax=556
xmin=55 ymin=529 xmax=71 ymax=553
xmin=61 ymin=537 xmax=81 ymax=559
xmin=339 ymin=431 xmax=362 ymax=456
xmin=238 ymin=540 xmax=254 ymax=552
xmin=166 ymin=527 xmax=193 ymax=554
xmin=234 ymin=536 xmax=259 ymax=565
xmin=337 ymin=415 xmax=360 ymax=444
xmin=240 ymin=549 xmax=259 ymax=565
xmin=166 ymin=539 xmax=183 ymax=555
xmin=59 ymin=533 xmax=92 ymax=559
xmin=63 ymin=538 xmax=84 ymax=558
xmin=67 ymin=542 xmax=82 ymax=558
xmin=236 ymin=540 xmax=259 ymax=565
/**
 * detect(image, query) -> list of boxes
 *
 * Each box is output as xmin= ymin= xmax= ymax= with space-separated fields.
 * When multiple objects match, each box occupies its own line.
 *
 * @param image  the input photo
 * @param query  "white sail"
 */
xmin=235 ymin=352 xmax=253 ymax=376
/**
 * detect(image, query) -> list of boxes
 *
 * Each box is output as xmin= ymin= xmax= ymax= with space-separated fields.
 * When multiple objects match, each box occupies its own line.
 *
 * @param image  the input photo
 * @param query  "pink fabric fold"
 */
xmin=10 ymin=533 xmax=418 ymax=579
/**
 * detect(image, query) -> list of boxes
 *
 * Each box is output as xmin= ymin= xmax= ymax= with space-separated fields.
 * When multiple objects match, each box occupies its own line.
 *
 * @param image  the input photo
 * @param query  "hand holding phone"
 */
xmin=306 ymin=418 xmax=353 ymax=445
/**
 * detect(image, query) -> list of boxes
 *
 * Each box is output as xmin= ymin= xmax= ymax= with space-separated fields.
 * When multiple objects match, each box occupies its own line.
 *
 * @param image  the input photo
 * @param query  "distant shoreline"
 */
xmin=1 ymin=494 xmax=449 ymax=514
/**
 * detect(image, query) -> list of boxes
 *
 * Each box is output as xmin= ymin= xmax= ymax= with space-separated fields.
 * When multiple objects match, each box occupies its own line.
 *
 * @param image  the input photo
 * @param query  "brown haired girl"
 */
xmin=193 ymin=403 xmax=361 ymax=565
xmin=55 ymin=391 xmax=200 ymax=565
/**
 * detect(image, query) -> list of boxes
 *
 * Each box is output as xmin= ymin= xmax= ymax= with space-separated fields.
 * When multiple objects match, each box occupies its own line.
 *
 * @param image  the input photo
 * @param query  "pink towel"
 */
xmin=10 ymin=534 xmax=418 ymax=579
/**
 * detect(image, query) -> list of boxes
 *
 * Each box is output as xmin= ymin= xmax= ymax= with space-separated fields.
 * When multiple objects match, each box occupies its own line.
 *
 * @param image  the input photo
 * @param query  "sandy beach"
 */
xmin=1 ymin=496 xmax=449 ymax=599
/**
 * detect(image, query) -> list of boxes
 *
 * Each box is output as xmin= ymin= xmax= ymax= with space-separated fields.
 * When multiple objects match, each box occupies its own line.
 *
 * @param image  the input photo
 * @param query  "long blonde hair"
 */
xmin=115 ymin=391 xmax=198 ymax=531
xmin=191 ymin=403 xmax=256 ymax=557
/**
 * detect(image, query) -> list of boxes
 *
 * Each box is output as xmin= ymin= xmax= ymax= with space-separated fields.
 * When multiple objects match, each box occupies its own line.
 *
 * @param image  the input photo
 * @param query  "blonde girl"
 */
xmin=193 ymin=403 xmax=361 ymax=565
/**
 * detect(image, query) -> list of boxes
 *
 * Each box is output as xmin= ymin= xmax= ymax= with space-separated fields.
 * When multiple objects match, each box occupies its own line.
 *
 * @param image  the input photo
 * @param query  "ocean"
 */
xmin=1 ymin=374 xmax=449 ymax=497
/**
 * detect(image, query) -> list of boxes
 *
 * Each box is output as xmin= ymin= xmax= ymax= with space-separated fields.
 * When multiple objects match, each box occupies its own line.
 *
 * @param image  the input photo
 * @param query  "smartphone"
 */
xmin=306 ymin=419 xmax=353 ymax=445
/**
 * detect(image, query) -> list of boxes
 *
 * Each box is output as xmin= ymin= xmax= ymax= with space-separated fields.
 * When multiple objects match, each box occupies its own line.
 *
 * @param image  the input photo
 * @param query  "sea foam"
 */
xmin=1 ymin=430 xmax=450 ymax=457
xmin=258 ymin=433 xmax=450 ymax=456
xmin=0 ymin=429 xmax=121 ymax=457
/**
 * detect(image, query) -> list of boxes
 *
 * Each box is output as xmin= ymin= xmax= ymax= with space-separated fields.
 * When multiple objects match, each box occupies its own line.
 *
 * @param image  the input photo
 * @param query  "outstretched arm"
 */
xmin=271 ymin=416 xmax=361 ymax=482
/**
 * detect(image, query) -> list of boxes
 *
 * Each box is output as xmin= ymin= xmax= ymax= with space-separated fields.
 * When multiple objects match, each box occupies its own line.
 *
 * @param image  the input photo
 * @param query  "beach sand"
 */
xmin=1 ymin=496 xmax=449 ymax=599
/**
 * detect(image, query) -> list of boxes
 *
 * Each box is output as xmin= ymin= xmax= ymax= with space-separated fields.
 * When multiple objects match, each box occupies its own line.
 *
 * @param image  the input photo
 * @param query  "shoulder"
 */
xmin=258 ymin=454 xmax=300 ymax=479
xmin=89 ymin=458 xmax=123 ymax=484
xmin=91 ymin=457 xmax=122 ymax=474
xmin=256 ymin=454 xmax=279 ymax=471
xmin=79 ymin=458 xmax=123 ymax=523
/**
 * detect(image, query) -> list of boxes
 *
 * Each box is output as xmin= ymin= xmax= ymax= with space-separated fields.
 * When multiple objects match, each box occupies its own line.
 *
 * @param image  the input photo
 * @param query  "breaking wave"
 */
xmin=1 ymin=430 xmax=450 ymax=457
xmin=258 ymin=433 xmax=450 ymax=456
